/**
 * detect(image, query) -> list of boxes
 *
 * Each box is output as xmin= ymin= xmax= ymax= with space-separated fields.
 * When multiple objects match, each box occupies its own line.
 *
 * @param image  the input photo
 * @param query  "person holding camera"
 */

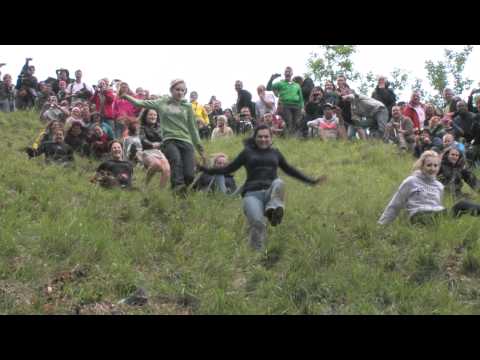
xmin=28 ymin=128 xmax=74 ymax=166
xmin=121 ymin=79 xmax=206 ymax=194
xmin=0 ymin=74 xmax=16 ymax=112
xmin=237 ymin=107 xmax=254 ymax=134
xmin=40 ymin=95 xmax=69 ymax=123
xmin=255 ymin=85 xmax=276 ymax=122
xmin=67 ymin=70 xmax=93 ymax=105
xmin=372 ymin=76 xmax=397 ymax=120
xmin=266 ymin=66 xmax=304 ymax=137
xmin=91 ymin=79 xmax=116 ymax=136
xmin=15 ymin=58 xmax=38 ymax=110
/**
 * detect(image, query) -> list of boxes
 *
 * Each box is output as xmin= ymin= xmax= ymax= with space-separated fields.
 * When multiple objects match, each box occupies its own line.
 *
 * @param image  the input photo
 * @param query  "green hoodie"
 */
xmin=125 ymin=95 xmax=203 ymax=153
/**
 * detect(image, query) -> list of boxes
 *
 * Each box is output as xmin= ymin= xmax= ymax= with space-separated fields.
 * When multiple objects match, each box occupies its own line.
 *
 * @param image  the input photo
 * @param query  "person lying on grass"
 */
xmin=378 ymin=150 xmax=480 ymax=226
xmin=124 ymin=118 xmax=171 ymax=188
xmin=92 ymin=140 xmax=133 ymax=189
xmin=198 ymin=125 xmax=326 ymax=251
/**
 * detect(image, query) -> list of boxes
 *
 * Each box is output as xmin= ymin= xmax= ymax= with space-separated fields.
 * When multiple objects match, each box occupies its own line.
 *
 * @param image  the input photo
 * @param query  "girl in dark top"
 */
xmin=437 ymin=147 xmax=479 ymax=199
xmin=65 ymin=120 xmax=89 ymax=156
xmin=199 ymin=125 xmax=326 ymax=251
xmin=93 ymin=140 xmax=134 ymax=189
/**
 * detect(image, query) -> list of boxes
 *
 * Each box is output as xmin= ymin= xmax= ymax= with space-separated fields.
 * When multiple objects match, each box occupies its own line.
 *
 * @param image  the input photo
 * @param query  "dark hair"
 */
xmin=139 ymin=108 xmax=160 ymax=127
xmin=109 ymin=139 xmax=122 ymax=152
xmin=243 ymin=124 xmax=272 ymax=148
xmin=127 ymin=119 xmax=139 ymax=135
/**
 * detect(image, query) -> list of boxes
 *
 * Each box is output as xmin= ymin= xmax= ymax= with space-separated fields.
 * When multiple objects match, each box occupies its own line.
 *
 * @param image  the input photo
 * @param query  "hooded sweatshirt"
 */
xmin=378 ymin=171 xmax=445 ymax=225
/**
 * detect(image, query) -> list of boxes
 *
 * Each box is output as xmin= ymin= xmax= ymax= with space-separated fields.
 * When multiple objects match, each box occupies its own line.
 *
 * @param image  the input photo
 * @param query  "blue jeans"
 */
xmin=242 ymin=178 xmax=285 ymax=250
xmin=206 ymin=175 xmax=228 ymax=194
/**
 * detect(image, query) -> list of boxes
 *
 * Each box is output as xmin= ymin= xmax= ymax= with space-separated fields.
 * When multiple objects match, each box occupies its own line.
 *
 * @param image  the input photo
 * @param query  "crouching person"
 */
xmin=198 ymin=125 xmax=326 ymax=251
xmin=384 ymin=105 xmax=415 ymax=151
xmin=193 ymin=153 xmax=237 ymax=194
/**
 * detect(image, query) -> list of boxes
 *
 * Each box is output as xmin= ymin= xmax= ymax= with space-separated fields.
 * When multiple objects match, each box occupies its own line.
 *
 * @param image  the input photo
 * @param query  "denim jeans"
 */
xmin=242 ymin=178 xmax=285 ymax=250
xmin=206 ymin=175 xmax=228 ymax=194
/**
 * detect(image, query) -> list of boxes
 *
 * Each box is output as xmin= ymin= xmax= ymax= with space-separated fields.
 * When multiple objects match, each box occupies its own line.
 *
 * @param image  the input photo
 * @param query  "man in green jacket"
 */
xmin=122 ymin=79 xmax=206 ymax=192
xmin=267 ymin=66 xmax=304 ymax=136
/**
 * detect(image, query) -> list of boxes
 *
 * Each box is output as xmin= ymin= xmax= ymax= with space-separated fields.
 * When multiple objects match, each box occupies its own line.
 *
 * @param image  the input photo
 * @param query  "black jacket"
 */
xmin=372 ymin=86 xmax=396 ymax=113
xmin=236 ymin=89 xmax=255 ymax=116
xmin=96 ymin=160 xmax=133 ymax=188
xmin=453 ymin=112 xmax=476 ymax=142
xmin=200 ymin=141 xmax=316 ymax=196
xmin=35 ymin=141 xmax=74 ymax=164
xmin=438 ymin=147 xmax=479 ymax=196
xmin=140 ymin=124 xmax=162 ymax=150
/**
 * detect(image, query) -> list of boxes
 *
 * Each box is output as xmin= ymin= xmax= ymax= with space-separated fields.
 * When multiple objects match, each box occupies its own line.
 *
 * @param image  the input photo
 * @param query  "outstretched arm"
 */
xmin=199 ymin=150 xmax=246 ymax=175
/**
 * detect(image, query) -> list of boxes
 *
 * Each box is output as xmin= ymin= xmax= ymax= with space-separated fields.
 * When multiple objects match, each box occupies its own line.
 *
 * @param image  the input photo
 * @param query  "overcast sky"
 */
xmin=1 ymin=45 xmax=479 ymax=107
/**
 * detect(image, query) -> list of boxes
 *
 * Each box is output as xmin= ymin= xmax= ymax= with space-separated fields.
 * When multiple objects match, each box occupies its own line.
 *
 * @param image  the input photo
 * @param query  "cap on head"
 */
xmin=170 ymin=79 xmax=185 ymax=90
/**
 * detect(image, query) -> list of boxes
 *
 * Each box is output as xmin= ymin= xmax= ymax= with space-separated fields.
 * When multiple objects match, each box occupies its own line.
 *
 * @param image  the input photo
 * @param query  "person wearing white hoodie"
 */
xmin=378 ymin=150 xmax=480 ymax=225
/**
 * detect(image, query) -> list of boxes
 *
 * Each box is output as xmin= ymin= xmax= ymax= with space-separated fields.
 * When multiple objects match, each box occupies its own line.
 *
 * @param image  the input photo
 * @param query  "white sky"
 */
xmin=1 ymin=45 xmax=479 ymax=107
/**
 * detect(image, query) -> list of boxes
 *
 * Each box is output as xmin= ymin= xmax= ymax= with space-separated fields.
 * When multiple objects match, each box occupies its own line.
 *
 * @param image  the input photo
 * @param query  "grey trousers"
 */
xmin=370 ymin=108 xmax=389 ymax=138
xmin=242 ymin=178 xmax=285 ymax=250
xmin=0 ymin=99 xmax=15 ymax=112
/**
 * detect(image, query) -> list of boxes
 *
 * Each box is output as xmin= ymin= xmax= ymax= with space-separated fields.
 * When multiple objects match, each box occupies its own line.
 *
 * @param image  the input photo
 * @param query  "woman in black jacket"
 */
xmin=199 ymin=125 xmax=325 ymax=251
xmin=371 ymin=76 xmax=396 ymax=119
xmin=437 ymin=147 xmax=479 ymax=199
xmin=139 ymin=108 xmax=163 ymax=150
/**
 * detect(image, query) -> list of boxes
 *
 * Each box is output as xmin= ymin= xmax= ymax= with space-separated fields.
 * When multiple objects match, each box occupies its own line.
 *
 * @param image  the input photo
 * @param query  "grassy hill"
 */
xmin=1 ymin=111 xmax=480 ymax=314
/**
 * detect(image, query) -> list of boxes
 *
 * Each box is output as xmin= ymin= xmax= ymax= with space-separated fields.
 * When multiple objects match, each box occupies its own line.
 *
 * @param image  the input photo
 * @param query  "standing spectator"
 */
xmin=266 ymin=67 xmax=304 ymax=136
xmin=467 ymin=88 xmax=480 ymax=114
xmin=336 ymin=75 xmax=358 ymax=138
xmin=67 ymin=70 xmax=93 ymax=105
xmin=307 ymin=103 xmax=346 ymax=141
xmin=372 ymin=75 xmax=396 ymax=119
xmin=235 ymin=80 xmax=255 ymax=120
xmin=323 ymin=80 xmax=341 ymax=106
xmin=0 ymin=74 xmax=16 ymax=112
xmin=443 ymin=88 xmax=458 ymax=115
xmin=35 ymin=82 xmax=56 ymax=111
xmin=452 ymin=101 xmax=476 ymax=143
xmin=261 ymin=112 xmax=285 ymax=137
xmin=121 ymin=79 xmax=206 ymax=193
xmin=113 ymin=82 xmax=137 ymax=138
xmin=15 ymin=58 xmax=38 ymax=110
xmin=56 ymin=80 xmax=69 ymax=103
xmin=238 ymin=107 xmax=254 ymax=134
xmin=224 ymin=108 xmax=236 ymax=133
xmin=403 ymin=91 xmax=426 ymax=131
xmin=91 ymin=79 xmax=116 ymax=137
xmin=293 ymin=76 xmax=315 ymax=107
xmin=255 ymin=85 xmax=276 ymax=121
xmin=211 ymin=115 xmax=234 ymax=140
xmin=190 ymin=91 xmax=210 ymax=140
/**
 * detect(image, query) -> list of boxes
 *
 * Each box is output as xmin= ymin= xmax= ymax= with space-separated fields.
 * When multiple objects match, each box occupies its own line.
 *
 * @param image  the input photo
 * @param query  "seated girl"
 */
xmin=378 ymin=150 xmax=480 ymax=226
xmin=29 ymin=128 xmax=74 ymax=166
xmin=437 ymin=147 xmax=479 ymax=199
xmin=87 ymin=125 xmax=110 ymax=159
xmin=194 ymin=153 xmax=237 ymax=194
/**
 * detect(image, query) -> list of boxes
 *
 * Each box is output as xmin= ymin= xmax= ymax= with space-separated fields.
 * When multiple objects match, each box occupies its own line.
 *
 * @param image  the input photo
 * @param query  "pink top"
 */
xmin=113 ymin=98 xmax=137 ymax=119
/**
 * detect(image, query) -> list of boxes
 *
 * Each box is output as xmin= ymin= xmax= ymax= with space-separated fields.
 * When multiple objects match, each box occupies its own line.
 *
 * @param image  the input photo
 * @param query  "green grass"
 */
xmin=1 ymin=111 xmax=480 ymax=314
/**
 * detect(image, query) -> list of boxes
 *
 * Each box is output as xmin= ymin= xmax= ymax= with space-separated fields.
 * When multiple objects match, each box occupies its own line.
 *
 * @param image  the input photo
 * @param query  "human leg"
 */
xmin=178 ymin=141 xmax=196 ymax=186
xmin=452 ymin=200 xmax=480 ymax=217
xmin=162 ymin=141 xmax=184 ymax=189
xmin=243 ymin=191 xmax=268 ymax=251
xmin=265 ymin=178 xmax=286 ymax=226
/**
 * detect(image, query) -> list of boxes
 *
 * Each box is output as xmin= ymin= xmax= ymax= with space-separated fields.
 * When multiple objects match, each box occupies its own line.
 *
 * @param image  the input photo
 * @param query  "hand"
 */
xmin=271 ymin=73 xmax=281 ymax=79
xmin=26 ymin=57 xmax=32 ymax=62
xmin=0 ymin=63 xmax=6 ymax=67
xmin=313 ymin=175 xmax=328 ymax=186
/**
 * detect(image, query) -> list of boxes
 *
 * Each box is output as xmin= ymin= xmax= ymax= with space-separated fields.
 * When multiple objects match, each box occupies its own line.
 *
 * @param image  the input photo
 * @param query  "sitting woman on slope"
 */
xmin=378 ymin=150 xmax=480 ymax=226
xmin=92 ymin=140 xmax=134 ymax=189
xmin=198 ymin=125 xmax=326 ymax=251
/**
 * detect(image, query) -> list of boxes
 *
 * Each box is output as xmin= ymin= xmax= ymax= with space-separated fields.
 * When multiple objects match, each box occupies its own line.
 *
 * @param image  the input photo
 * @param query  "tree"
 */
xmin=358 ymin=71 xmax=376 ymax=96
xmin=425 ymin=46 xmax=474 ymax=97
xmin=306 ymin=45 xmax=361 ymax=85
xmin=389 ymin=68 xmax=409 ymax=92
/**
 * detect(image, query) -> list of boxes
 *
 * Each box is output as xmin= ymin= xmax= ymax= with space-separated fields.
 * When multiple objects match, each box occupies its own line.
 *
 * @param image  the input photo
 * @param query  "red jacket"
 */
xmin=403 ymin=102 xmax=425 ymax=130
xmin=91 ymin=89 xmax=115 ymax=119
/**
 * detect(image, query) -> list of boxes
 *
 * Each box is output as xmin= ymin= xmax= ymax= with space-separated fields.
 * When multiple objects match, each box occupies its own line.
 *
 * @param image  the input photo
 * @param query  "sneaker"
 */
xmin=265 ymin=207 xmax=284 ymax=227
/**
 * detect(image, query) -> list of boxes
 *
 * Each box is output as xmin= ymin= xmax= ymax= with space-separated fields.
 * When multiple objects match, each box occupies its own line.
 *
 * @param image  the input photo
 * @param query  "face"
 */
xmin=447 ymin=149 xmax=460 ymax=165
xmin=59 ymin=80 xmax=67 ymax=90
xmin=214 ymin=156 xmax=227 ymax=168
xmin=430 ymin=116 xmax=439 ymax=127
xmin=27 ymin=66 xmax=35 ymax=75
xmin=235 ymin=81 xmax=242 ymax=91
xmin=263 ymin=113 xmax=273 ymax=124
xmin=284 ymin=67 xmax=293 ymax=79
xmin=59 ymin=71 xmax=67 ymax=80
xmin=98 ymin=80 xmax=106 ymax=89
xmin=120 ymin=83 xmax=129 ymax=94
xmin=240 ymin=107 xmax=251 ymax=119
xmin=443 ymin=135 xmax=454 ymax=147
xmin=111 ymin=142 xmax=123 ymax=160
xmin=171 ymin=82 xmax=186 ymax=101
xmin=324 ymin=108 xmax=333 ymax=118
xmin=324 ymin=81 xmax=334 ymax=92
xmin=457 ymin=101 xmax=467 ymax=113
xmin=257 ymin=86 xmax=266 ymax=96
xmin=337 ymin=76 xmax=346 ymax=88
xmin=190 ymin=92 xmax=198 ymax=101
xmin=411 ymin=92 xmax=421 ymax=104
xmin=217 ymin=118 xmax=225 ymax=127
xmin=49 ymin=96 xmax=58 ymax=104
xmin=75 ymin=70 xmax=82 ymax=79
xmin=255 ymin=129 xmax=272 ymax=150
xmin=72 ymin=108 xmax=81 ymax=117
xmin=392 ymin=106 xmax=401 ymax=118
xmin=53 ymin=130 xmax=64 ymax=143
xmin=95 ymin=126 xmax=103 ymax=137
xmin=378 ymin=77 xmax=386 ymax=87
xmin=422 ymin=156 xmax=440 ymax=177
xmin=204 ymin=104 xmax=212 ymax=113
xmin=146 ymin=109 xmax=158 ymax=125
xmin=3 ymin=74 xmax=12 ymax=85
xmin=425 ymin=103 xmax=434 ymax=115
xmin=444 ymin=89 xmax=454 ymax=101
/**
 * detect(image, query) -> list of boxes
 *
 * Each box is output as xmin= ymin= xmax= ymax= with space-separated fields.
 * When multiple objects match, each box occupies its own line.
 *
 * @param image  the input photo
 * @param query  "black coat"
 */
xmin=372 ymin=86 xmax=396 ymax=114
xmin=438 ymin=147 xmax=479 ymax=196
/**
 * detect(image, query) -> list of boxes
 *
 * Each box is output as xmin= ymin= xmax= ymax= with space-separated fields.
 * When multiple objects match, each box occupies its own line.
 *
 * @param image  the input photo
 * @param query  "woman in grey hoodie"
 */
xmin=378 ymin=150 xmax=480 ymax=225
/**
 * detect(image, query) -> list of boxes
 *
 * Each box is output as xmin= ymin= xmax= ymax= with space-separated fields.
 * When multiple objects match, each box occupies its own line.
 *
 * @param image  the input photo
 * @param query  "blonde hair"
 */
xmin=413 ymin=150 xmax=439 ymax=172
xmin=209 ymin=152 xmax=228 ymax=167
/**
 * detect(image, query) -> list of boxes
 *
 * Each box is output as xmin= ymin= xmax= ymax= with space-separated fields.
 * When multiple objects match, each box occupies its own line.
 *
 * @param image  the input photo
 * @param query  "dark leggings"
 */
xmin=411 ymin=200 xmax=480 ymax=225
xmin=162 ymin=140 xmax=195 ymax=189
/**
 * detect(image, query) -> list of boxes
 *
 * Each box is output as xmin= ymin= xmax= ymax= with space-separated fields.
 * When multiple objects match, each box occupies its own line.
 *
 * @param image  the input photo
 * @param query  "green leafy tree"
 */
xmin=358 ymin=71 xmax=376 ymax=96
xmin=425 ymin=45 xmax=474 ymax=97
xmin=306 ymin=45 xmax=361 ymax=85
xmin=389 ymin=68 xmax=409 ymax=92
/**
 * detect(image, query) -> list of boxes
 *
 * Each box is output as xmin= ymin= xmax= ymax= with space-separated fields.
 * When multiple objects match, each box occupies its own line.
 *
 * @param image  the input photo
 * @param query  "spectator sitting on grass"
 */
xmin=211 ymin=115 xmax=234 ymax=140
xmin=383 ymin=105 xmax=415 ymax=151
xmin=65 ymin=120 xmax=89 ymax=156
xmin=307 ymin=103 xmax=346 ymax=141
xmin=437 ymin=147 xmax=480 ymax=200
xmin=378 ymin=150 xmax=480 ymax=226
xmin=414 ymin=129 xmax=436 ymax=158
xmin=441 ymin=133 xmax=465 ymax=155
xmin=260 ymin=111 xmax=285 ymax=137
xmin=87 ymin=125 xmax=110 ymax=159
xmin=27 ymin=128 xmax=74 ymax=166
xmin=194 ymin=153 xmax=237 ymax=195
xmin=93 ymin=140 xmax=134 ymax=189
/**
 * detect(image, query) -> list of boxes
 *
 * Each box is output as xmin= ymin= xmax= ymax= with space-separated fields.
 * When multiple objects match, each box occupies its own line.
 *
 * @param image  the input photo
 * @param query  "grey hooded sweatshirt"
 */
xmin=378 ymin=171 xmax=445 ymax=225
